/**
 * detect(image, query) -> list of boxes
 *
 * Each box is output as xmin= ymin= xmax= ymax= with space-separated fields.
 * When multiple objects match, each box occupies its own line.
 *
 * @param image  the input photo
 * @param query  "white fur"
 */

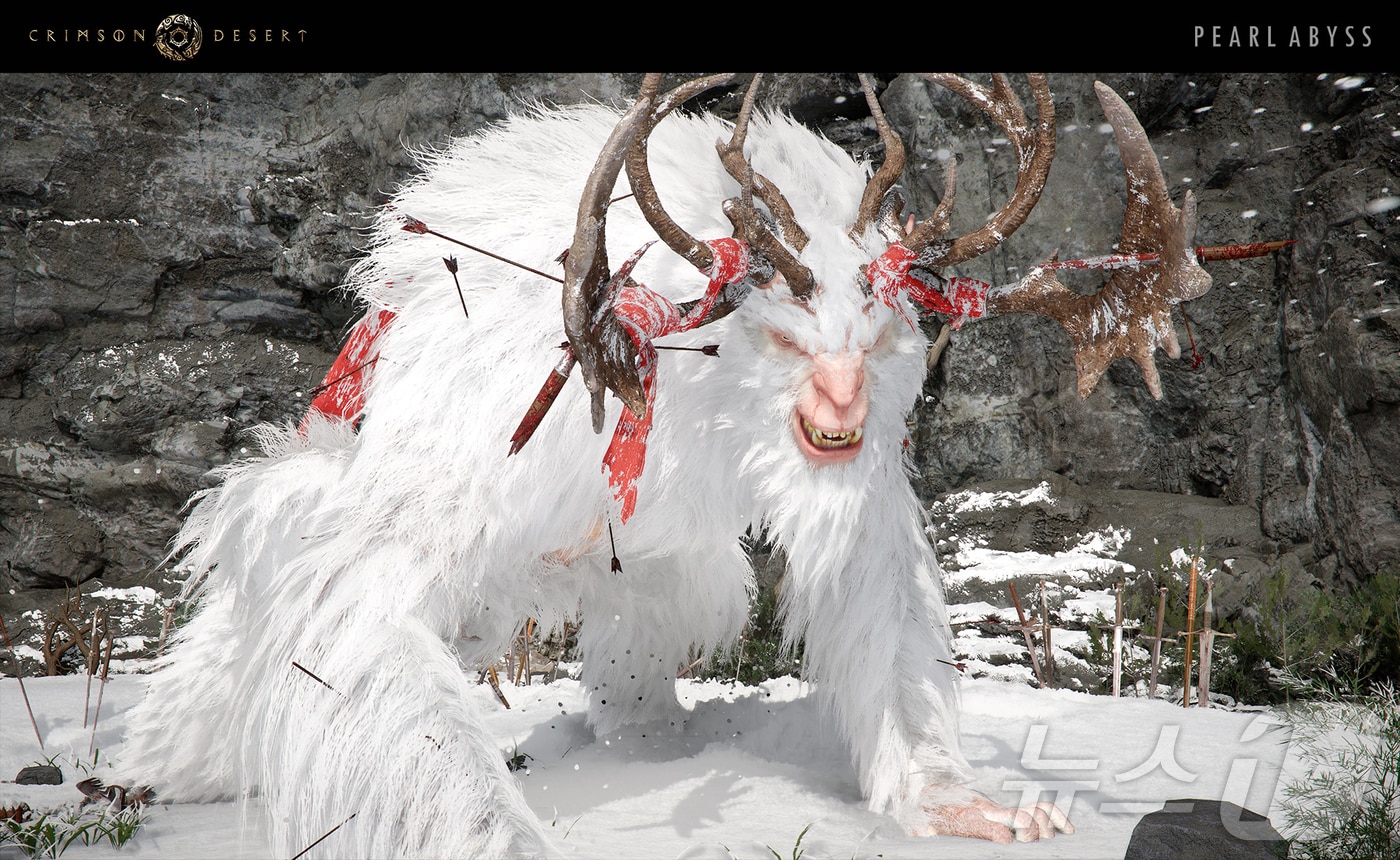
xmin=122 ymin=104 xmax=970 ymax=857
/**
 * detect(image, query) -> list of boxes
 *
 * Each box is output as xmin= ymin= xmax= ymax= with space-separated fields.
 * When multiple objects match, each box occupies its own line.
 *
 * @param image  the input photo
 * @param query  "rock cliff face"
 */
xmin=889 ymin=73 xmax=1398 ymax=593
xmin=0 ymin=74 xmax=1395 ymax=639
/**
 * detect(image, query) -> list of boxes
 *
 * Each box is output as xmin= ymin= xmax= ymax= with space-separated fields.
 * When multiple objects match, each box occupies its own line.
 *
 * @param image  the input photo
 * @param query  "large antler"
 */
xmin=569 ymin=73 xmax=829 ymax=432
xmin=856 ymin=74 xmax=1210 ymax=399
xmin=564 ymin=73 xmax=738 ymax=432
xmin=562 ymin=74 xmax=661 ymax=432
xmin=985 ymin=82 xmax=1211 ymax=398
xmin=626 ymin=73 xmax=814 ymax=303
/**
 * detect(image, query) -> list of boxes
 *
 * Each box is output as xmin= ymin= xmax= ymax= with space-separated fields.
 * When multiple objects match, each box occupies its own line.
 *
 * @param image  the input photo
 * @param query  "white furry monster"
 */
xmin=122 ymin=74 xmax=1207 ymax=856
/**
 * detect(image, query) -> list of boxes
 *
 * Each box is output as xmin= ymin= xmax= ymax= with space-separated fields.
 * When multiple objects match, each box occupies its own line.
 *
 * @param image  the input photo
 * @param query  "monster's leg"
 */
xmin=576 ymin=540 xmax=751 ymax=735
xmin=119 ymin=585 xmax=245 ymax=801
xmin=233 ymin=545 xmax=552 ymax=859
xmin=125 ymin=436 xmax=552 ymax=858
xmin=779 ymin=484 xmax=1073 ymax=844
xmin=121 ymin=437 xmax=339 ymax=802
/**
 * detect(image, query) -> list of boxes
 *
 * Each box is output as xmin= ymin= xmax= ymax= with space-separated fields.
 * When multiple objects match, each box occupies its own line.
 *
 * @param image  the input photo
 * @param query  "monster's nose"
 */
xmin=811 ymin=352 xmax=866 ymax=427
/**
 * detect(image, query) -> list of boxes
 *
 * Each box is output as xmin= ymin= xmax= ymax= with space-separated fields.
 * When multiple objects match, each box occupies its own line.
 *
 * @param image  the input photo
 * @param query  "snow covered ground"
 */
xmin=2 ymin=480 xmax=1309 ymax=858
xmin=2 ymin=670 xmax=1295 ymax=859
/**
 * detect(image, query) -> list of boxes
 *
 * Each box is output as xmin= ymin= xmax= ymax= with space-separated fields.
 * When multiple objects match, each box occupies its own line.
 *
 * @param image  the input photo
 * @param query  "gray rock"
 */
xmin=1124 ymin=798 xmax=1285 ymax=860
xmin=15 ymin=764 xmax=62 ymax=785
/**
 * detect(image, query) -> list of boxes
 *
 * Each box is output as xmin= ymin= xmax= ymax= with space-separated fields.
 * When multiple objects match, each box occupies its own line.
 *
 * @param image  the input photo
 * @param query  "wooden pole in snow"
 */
xmin=82 ymin=610 xmax=99 ymax=728
xmin=1008 ymin=582 xmax=1047 ymax=688
xmin=1142 ymin=586 xmax=1170 ymax=699
xmin=156 ymin=601 xmax=174 ymax=657
xmin=1040 ymin=578 xmax=1054 ymax=686
xmin=1181 ymin=558 xmax=1200 ymax=708
xmin=88 ymin=630 xmax=114 ymax=756
xmin=1195 ymin=579 xmax=1235 ymax=708
xmin=1111 ymin=583 xmax=1124 ymax=697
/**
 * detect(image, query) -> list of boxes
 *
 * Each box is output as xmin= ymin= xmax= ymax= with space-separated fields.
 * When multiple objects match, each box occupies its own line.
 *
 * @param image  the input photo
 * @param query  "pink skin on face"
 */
xmin=792 ymin=349 xmax=868 ymax=465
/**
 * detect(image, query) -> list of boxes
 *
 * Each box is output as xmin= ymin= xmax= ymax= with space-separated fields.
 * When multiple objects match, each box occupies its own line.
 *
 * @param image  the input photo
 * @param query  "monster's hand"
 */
xmin=913 ymin=784 xmax=1074 ymax=844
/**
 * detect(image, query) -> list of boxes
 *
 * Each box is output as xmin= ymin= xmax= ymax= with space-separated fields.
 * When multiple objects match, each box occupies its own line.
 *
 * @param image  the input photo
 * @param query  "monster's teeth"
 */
xmin=802 ymin=418 xmax=863 ymax=449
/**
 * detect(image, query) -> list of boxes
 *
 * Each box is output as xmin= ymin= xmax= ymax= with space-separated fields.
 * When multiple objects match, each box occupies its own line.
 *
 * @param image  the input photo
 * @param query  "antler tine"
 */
xmin=850 ymin=73 xmax=907 ymax=241
xmin=625 ymin=73 xmax=738 ymax=273
xmin=907 ymin=73 xmax=1055 ymax=267
xmin=714 ymin=75 xmax=818 ymax=300
xmin=715 ymin=75 xmax=811 ymax=253
xmin=919 ymin=154 xmax=959 ymax=242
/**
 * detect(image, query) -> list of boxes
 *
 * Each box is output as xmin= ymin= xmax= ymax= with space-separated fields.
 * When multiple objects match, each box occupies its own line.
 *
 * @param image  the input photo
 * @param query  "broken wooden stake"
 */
xmin=156 ymin=601 xmax=175 ymax=657
xmin=1007 ymin=581 xmax=1046 ymax=688
xmin=482 ymin=665 xmax=510 ymax=709
xmin=675 ymin=655 xmax=707 ymax=679
xmin=1111 ymin=583 xmax=1124 ymax=697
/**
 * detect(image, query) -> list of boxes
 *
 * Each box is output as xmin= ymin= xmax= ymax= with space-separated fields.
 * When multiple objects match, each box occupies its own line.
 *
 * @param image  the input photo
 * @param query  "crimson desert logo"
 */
xmin=26 ymin=12 xmax=308 ymax=61
xmin=154 ymin=14 xmax=202 ymax=61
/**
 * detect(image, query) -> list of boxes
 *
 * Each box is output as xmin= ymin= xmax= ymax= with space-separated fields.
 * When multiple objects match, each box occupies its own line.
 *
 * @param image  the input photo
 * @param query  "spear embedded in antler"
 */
xmin=526 ymin=73 xmax=785 ymax=518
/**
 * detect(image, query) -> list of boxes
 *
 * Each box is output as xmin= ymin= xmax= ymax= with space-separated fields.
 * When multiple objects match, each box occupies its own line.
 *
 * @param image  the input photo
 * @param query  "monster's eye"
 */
xmin=767 ymin=330 xmax=802 ymax=354
xmin=869 ymin=322 xmax=896 ymax=354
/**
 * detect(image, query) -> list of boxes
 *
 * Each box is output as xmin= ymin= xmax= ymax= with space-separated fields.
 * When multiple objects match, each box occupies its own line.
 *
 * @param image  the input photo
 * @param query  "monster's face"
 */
xmin=745 ymin=232 xmax=914 ymax=468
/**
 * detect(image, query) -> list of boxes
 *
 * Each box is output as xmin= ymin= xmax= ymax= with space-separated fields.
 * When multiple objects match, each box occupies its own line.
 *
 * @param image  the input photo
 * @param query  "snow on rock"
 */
xmin=945 ymin=546 xmax=1127 ymax=588
xmin=937 ymin=480 xmax=1056 ymax=514
xmin=88 ymin=586 xmax=161 ymax=605
xmin=947 ymin=601 xmax=1016 ymax=626
xmin=1062 ymin=588 xmax=1121 ymax=621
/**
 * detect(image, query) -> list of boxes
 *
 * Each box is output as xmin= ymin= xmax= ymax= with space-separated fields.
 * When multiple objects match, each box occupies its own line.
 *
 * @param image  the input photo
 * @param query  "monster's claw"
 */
xmin=917 ymin=785 xmax=1074 ymax=843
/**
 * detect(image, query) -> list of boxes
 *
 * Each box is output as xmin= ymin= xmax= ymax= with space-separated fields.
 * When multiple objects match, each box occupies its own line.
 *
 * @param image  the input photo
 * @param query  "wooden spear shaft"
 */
xmin=88 ymin=631 xmax=114 ymax=756
xmin=1182 ymin=558 xmax=1199 ymax=708
xmin=1197 ymin=579 xmax=1213 ymax=708
xmin=83 ymin=611 xmax=99 ymax=728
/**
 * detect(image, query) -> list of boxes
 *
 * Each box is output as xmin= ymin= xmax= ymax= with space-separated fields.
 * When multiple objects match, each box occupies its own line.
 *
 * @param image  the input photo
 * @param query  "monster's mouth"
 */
xmin=794 ymin=413 xmax=864 ymax=464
